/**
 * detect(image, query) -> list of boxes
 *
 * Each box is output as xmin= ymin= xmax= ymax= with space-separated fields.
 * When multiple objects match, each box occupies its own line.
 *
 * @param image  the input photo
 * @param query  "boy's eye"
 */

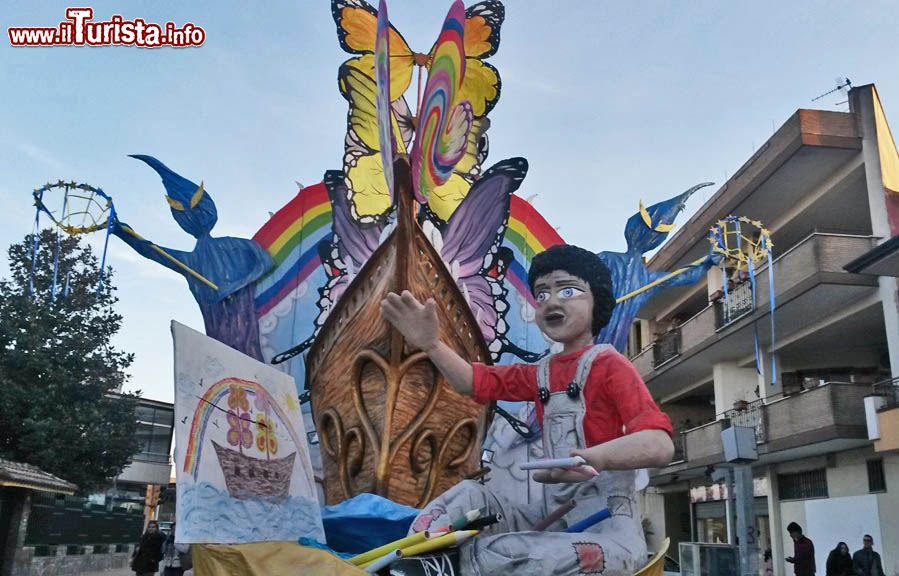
xmin=536 ymin=291 xmax=550 ymax=303
xmin=559 ymin=287 xmax=584 ymax=299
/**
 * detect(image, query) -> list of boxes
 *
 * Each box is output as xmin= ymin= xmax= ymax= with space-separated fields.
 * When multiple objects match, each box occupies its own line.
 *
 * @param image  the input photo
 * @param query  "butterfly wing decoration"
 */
xmin=333 ymin=0 xmax=501 ymax=224
xmin=429 ymin=157 xmax=527 ymax=360
xmin=457 ymin=0 xmax=503 ymax=117
xmin=423 ymin=0 xmax=503 ymax=217
xmin=411 ymin=0 xmax=472 ymax=204
xmin=315 ymin=170 xmax=385 ymax=326
xmin=332 ymin=0 xmax=415 ymax=102
xmin=415 ymin=0 xmax=501 ymax=218
xmin=338 ymin=60 xmax=412 ymax=222
xmin=332 ymin=0 xmax=503 ymax=113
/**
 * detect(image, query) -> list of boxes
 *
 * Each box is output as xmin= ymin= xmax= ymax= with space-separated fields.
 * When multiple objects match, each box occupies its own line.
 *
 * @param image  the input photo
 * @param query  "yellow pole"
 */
xmin=121 ymin=225 xmax=219 ymax=291
xmin=397 ymin=530 xmax=478 ymax=558
xmin=615 ymin=256 xmax=707 ymax=304
xmin=350 ymin=531 xmax=430 ymax=566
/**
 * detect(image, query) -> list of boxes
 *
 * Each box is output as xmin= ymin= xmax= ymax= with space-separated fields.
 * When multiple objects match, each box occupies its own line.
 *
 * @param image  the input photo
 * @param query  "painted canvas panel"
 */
xmin=172 ymin=321 xmax=324 ymax=544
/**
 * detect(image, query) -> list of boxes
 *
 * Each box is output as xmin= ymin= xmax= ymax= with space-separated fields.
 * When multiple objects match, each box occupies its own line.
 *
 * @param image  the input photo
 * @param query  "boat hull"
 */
xmin=212 ymin=441 xmax=296 ymax=502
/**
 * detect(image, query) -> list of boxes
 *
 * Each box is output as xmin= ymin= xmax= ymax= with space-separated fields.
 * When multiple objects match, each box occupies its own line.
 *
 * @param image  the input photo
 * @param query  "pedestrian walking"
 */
xmin=852 ymin=535 xmax=885 ymax=576
xmin=785 ymin=522 xmax=816 ymax=576
xmin=131 ymin=520 xmax=166 ymax=576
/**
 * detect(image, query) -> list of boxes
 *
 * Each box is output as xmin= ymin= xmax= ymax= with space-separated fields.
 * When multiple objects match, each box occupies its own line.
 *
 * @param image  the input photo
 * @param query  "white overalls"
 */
xmin=409 ymin=345 xmax=647 ymax=575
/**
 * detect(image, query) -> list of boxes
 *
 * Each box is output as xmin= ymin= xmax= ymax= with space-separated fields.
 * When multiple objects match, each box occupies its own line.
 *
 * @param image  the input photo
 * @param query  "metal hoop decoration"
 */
xmin=33 ymin=180 xmax=114 ymax=236
xmin=31 ymin=180 xmax=117 ymax=295
xmin=708 ymin=215 xmax=772 ymax=271
xmin=708 ymin=215 xmax=778 ymax=385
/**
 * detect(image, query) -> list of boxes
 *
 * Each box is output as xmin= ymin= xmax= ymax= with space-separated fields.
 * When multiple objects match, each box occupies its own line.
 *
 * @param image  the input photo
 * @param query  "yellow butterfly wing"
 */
xmin=463 ymin=0 xmax=504 ymax=59
xmin=339 ymin=61 xmax=410 ymax=221
xmin=457 ymin=1 xmax=504 ymax=116
xmin=427 ymin=116 xmax=490 ymax=221
xmin=429 ymin=175 xmax=474 ymax=222
xmin=457 ymin=60 xmax=501 ymax=118
xmin=332 ymin=0 xmax=415 ymax=101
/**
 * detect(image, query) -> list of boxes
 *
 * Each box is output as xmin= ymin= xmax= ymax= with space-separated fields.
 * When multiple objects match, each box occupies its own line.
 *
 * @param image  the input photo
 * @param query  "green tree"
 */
xmin=0 ymin=229 xmax=140 ymax=492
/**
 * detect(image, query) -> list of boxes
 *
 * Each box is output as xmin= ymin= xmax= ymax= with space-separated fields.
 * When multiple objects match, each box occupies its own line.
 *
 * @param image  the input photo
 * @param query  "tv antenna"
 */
xmin=812 ymin=77 xmax=852 ymax=104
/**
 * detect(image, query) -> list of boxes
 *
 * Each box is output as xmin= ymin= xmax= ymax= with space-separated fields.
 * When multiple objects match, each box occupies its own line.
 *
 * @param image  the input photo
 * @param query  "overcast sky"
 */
xmin=2 ymin=1 xmax=898 ymax=403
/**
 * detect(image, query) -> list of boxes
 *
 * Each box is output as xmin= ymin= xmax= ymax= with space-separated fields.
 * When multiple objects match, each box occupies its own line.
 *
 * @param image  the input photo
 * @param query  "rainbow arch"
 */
xmin=183 ymin=377 xmax=303 ymax=479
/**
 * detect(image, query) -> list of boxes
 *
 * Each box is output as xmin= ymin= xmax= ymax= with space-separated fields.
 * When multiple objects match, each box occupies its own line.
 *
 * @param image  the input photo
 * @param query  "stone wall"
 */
xmin=11 ymin=545 xmax=135 ymax=576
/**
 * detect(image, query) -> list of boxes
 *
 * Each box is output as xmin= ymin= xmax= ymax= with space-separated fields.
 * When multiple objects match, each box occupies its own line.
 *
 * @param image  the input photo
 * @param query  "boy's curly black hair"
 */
xmin=528 ymin=244 xmax=615 ymax=336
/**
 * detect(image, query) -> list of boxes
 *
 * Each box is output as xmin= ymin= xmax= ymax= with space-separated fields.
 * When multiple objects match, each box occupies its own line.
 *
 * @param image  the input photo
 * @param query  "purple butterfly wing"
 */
xmin=459 ymin=274 xmax=499 ymax=342
xmin=441 ymin=158 xmax=528 ymax=278
xmin=324 ymin=170 xmax=383 ymax=268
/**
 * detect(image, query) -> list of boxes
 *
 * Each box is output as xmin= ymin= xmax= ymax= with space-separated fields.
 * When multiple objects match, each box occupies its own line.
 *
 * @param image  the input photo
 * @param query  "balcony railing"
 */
xmin=872 ymin=376 xmax=899 ymax=409
xmin=723 ymin=398 xmax=766 ymax=443
xmin=714 ymin=280 xmax=755 ymax=328
xmin=652 ymin=329 xmax=681 ymax=368
xmin=672 ymin=381 xmax=869 ymax=468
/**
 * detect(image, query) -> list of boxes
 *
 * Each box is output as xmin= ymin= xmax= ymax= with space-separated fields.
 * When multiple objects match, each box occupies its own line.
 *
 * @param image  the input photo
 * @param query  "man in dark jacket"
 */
xmin=852 ymin=535 xmax=885 ymax=576
xmin=785 ymin=522 xmax=816 ymax=576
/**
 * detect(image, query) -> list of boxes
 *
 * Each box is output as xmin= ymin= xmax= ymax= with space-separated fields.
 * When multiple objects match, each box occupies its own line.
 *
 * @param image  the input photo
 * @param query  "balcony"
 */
xmin=652 ymin=329 xmax=681 ymax=368
xmin=660 ymin=382 xmax=869 ymax=474
xmin=761 ymin=382 xmax=869 ymax=452
xmin=724 ymin=398 xmax=766 ymax=443
xmin=714 ymin=281 xmax=754 ymax=328
xmin=873 ymin=380 xmax=899 ymax=453
xmin=635 ymin=233 xmax=878 ymax=398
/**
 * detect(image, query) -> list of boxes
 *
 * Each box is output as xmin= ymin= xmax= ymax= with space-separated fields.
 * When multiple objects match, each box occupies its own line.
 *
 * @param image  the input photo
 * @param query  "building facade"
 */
xmin=629 ymin=84 xmax=899 ymax=574
xmin=107 ymin=396 xmax=174 ymax=522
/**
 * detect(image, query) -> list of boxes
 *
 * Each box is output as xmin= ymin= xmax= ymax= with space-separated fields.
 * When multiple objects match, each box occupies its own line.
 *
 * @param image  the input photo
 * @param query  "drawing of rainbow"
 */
xmin=183 ymin=377 xmax=303 ymax=479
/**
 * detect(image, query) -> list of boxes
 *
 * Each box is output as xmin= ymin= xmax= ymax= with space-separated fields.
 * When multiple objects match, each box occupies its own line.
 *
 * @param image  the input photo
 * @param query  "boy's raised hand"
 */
xmin=381 ymin=290 xmax=440 ymax=352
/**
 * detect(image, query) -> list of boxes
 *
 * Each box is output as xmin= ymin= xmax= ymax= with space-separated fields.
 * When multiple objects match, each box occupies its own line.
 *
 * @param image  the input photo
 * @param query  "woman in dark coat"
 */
xmin=132 ymin=520 xmax=166 ymax=576
xmin=826 ymin=542 xmax=853 ymax=576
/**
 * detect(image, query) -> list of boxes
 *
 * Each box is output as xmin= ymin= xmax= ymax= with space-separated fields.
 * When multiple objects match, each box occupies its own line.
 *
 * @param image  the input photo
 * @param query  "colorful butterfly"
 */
xmin=333 ymin=0 xmax=500 ymax=223
xmin=338 ymin=60 xmax=414 ymax=222
xmin=331 ymin=0 xmax=504 ymax=115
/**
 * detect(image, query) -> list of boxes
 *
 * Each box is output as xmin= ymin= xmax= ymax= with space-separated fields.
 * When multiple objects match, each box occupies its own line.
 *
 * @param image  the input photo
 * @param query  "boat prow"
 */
xmin=306 ymin=158 xmax=492 ymax=506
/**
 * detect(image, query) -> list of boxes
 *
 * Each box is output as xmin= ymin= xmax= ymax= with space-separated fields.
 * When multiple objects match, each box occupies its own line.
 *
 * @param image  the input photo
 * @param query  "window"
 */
xmin=134 ymin=404 xmax=173 ymax=463
xmin=867 ymin=459 xmax=886 ymax=493
xmin=778 ymin=469 xmax=828 ymax=500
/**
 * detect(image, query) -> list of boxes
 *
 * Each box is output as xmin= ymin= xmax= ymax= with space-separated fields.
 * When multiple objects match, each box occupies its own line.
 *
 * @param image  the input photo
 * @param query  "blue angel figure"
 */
xmin=597 ymin=183 xmax=717 ymax=352
xmin=112 ymin=155 xmax=273 ymax=359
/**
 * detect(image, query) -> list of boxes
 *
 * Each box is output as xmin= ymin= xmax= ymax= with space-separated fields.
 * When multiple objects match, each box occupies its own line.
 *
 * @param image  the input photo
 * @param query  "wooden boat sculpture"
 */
xmin=306 ymin=158 xmax=492 ymax=507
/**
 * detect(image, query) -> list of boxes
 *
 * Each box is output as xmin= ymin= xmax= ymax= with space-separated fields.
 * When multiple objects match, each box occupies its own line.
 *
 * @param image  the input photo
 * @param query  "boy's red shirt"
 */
xmin=472 ymin=346 xmax=672 ymax=447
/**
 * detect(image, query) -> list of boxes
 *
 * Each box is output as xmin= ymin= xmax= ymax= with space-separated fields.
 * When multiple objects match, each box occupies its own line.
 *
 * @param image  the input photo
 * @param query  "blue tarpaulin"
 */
xmin=320 ymin=493 xmax=419 ymax=554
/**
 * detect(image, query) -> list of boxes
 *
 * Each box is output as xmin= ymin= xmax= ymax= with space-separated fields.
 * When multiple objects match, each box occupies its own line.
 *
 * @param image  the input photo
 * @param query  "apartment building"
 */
xmin=630 ymin=84 xmax=899 ymax=574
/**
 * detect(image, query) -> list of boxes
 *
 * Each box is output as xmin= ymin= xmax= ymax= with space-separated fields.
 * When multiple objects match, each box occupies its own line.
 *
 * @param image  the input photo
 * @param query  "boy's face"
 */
xmin=533 ymin=270 xmax=594 ymax=345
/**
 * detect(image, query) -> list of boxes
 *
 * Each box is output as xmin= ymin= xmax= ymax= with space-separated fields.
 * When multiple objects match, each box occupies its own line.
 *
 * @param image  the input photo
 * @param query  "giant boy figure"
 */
xmin=382 ymin=244 xmax=674 ymax=576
